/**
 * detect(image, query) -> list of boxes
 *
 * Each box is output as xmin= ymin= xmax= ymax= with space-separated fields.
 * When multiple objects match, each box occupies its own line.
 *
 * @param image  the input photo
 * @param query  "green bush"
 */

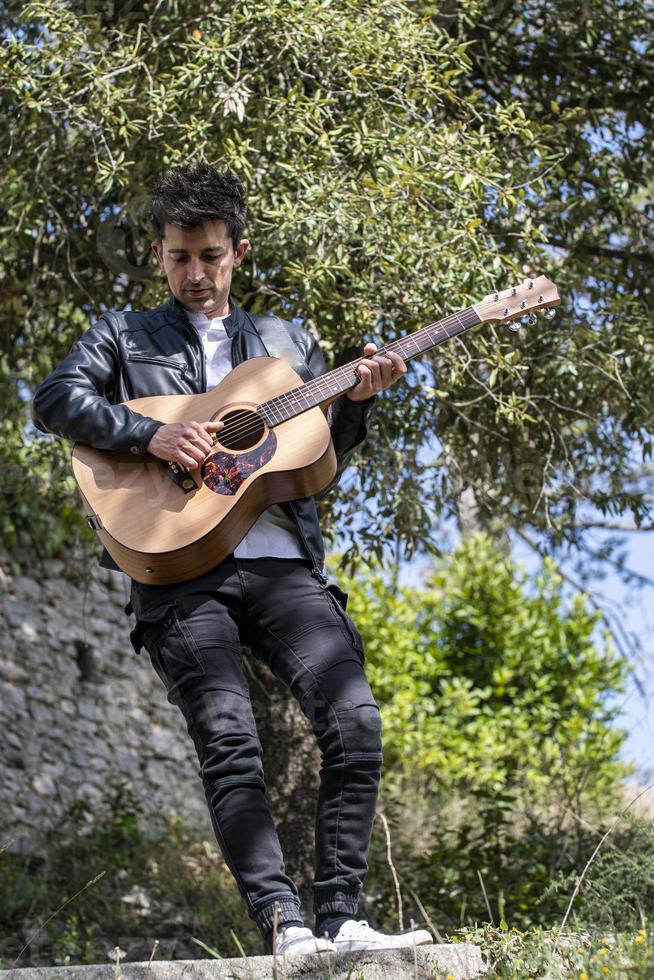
xmin=0 ymin=420 xmax=94 ymax=575
xmin=342 ymin=534 xmax=630 ymax=804
xmin=366 ymin=788 xmax=654 ymax=936
xmin=334 ymin=534 xmax=635 ymax=932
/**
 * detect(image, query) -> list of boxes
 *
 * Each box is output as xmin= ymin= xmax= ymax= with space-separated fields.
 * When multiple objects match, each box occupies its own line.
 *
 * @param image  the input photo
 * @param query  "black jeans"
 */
xmin=127 ymin=557 xmax=383 ymax=938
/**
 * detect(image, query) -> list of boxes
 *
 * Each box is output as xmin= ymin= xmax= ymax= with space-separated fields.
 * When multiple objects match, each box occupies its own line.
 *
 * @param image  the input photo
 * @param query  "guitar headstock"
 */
xmin=473 ymin=275 xmax=560 ymax=329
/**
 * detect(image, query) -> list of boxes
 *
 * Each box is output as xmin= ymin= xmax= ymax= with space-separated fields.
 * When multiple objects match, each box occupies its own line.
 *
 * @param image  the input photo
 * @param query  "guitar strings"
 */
xmin=210 ymin=312 xmax=472 ymax=449
xmin=209 ymin=307 xmax=479 ymax=450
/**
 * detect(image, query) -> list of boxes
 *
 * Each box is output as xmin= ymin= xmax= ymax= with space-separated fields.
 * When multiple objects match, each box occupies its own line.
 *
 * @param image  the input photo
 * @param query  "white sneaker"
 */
xmin=274 ymin=925 xmax=336 ymax=956
xmin=331 ymin=918 xmax=433 ymax=951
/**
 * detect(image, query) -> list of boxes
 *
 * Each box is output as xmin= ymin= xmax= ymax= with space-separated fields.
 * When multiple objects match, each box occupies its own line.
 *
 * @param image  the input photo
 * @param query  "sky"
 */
xmin=595 ymin=531 xmax=654 ymax=782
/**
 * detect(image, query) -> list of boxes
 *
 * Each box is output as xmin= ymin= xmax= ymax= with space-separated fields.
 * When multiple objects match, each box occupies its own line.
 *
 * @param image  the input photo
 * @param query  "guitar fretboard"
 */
xmin=258 ymin=305 xmax=481 ymax=426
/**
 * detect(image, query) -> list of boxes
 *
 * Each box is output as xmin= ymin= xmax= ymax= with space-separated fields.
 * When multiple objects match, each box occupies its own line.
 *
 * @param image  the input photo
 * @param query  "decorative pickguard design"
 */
xmin=201 ymin=431 xmax=277 ymax=495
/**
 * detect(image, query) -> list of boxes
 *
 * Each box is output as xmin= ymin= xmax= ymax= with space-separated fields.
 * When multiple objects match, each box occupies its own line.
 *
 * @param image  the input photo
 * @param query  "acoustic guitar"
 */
xmin=72 ymin=275 xmax=560 ymax=584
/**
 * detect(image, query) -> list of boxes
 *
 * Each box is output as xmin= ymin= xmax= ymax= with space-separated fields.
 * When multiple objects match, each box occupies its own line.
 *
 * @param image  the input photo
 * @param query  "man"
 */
xmin=32 ymin=164 xmax=432 ymax=957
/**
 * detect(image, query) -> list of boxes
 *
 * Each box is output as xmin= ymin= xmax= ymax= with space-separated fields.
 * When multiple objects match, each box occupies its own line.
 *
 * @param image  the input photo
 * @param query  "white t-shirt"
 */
xmin=186 ymin=310 xmax=306 ymax=560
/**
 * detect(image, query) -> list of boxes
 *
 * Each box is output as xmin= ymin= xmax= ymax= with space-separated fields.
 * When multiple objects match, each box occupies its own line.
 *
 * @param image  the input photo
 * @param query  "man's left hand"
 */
xmin=346 ymin=343 xmax=407 ymax=402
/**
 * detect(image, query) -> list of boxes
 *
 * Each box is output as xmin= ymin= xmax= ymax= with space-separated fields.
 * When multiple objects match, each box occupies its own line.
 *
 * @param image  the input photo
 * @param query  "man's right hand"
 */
xmin=146 ymin=419 xmax=224 ymax=469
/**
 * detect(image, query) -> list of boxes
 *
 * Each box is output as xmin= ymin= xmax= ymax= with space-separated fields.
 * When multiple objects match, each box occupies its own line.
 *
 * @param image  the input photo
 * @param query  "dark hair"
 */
xmin=149 ymin=164 xmax=247 ymax=249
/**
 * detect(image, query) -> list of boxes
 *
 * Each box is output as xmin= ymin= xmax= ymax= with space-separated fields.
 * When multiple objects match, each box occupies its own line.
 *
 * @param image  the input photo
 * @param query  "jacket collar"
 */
xmin=167 ymin=293 xmax=257 ymax=340
xmin=166 ymin=293 xmax=267 ymax=366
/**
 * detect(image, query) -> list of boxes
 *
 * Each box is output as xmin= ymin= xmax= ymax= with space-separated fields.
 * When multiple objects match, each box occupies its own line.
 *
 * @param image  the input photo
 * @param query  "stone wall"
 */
xmin=0 ymin=559 xmax=211 ymax=849
xmin=0 ymin=556 xmax=320 ymax=907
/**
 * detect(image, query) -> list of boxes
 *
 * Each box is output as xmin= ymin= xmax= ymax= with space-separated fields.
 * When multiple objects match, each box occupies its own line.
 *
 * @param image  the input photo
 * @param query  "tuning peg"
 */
xmin=520 ymin=314 xmax=531 ymax=326
xmin=544 ymin=307 xmax=557 ymax=319
xmin=508 ymin=320 xmax=521 ymax=332
xmin=527 ymin=313 xmax=538 ymax=324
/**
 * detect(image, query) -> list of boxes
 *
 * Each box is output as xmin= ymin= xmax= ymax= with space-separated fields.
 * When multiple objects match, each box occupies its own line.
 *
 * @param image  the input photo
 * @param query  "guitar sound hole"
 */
xmin=218 ymin=410 xmax=265 ymax=451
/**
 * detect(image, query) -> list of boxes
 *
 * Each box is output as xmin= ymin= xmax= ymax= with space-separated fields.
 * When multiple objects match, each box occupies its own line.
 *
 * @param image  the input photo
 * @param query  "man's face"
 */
xmin=151 ymin=220 xmax=249 ymax=316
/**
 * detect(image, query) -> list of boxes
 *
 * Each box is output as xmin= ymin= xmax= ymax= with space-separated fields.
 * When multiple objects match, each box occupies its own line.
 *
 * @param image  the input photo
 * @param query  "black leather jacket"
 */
xmin=32 ymin=296 xmax=374 ymax=577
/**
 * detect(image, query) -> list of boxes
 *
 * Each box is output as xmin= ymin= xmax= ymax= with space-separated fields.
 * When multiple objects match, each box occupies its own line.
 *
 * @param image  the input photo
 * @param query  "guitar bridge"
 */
xmin=164 ymin=460 xmax=202 ymax=493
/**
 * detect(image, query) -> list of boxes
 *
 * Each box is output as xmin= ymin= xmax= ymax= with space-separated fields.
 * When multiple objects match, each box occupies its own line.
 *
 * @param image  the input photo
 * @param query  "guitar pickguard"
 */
xmin=201 ymin=430 xmax=277 ymax=495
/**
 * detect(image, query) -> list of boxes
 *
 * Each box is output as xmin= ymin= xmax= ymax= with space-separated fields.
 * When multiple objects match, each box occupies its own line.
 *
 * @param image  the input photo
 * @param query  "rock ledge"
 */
xmin=2 ymin=945 xmax=484 ymax=979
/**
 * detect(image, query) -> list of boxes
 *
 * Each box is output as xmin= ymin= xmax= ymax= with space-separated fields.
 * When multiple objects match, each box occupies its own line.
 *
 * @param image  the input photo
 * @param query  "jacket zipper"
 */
xmin=127 ymin=354 xmax=187 ymax=373
xmin=166 ymin=301 xmax=206 ymax=390
xmin=230 ymin=333 xmax=239 ymax=373
xmin=282 ymin=500 xmax=324 ymax=580
xmin=199 ymin=335 xmax=206 ymax=391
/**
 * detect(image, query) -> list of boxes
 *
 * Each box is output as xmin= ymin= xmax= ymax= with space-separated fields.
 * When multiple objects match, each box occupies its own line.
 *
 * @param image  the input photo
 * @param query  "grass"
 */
xmin=0 ymin=782 xmax=259 ymax=970
xmin=2 ymin=782 xmax=654 ymax=977
xmin=460 ymin=923 xmax=653 ymax=978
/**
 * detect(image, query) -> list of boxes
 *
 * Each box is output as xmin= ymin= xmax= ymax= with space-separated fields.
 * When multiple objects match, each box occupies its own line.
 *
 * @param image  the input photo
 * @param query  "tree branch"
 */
xmin=570 ymin=521 xmax=654 ymax=532
xmin=546 ymin=238 xmax=654 ymax=266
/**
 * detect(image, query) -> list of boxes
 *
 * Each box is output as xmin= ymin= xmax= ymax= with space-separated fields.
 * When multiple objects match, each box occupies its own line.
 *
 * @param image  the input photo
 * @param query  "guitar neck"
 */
xmin=259 ymin=305 xmax=482 ymax=427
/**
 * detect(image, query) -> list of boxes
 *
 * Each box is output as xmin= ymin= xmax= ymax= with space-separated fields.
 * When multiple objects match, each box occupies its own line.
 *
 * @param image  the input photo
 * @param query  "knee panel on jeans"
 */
xmin=337 ymin=701 xmax=383 ymax=763
xmin=303 ymin=672 xmax=383 ymax=765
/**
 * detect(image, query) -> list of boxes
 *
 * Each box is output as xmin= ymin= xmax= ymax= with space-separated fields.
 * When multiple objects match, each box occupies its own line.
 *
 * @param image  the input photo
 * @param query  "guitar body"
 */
xmin=71 ymin=357 xmax=337 ymax=585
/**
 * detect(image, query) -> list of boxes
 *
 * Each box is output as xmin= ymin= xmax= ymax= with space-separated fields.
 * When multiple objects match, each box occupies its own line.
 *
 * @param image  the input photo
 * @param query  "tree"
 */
xmin=3 ymin=0 xmax=652 ymax=585
xmin=430 ymin=0 xmax=654 ymax=594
